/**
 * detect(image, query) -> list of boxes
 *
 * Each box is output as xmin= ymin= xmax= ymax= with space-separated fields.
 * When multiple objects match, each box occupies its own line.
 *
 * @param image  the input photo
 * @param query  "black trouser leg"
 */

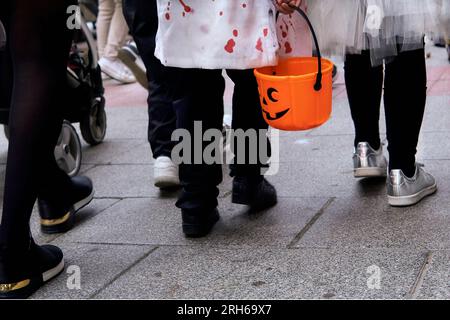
xmin=226 ymin=69 xmax=270 ymax=179
xmin=122 ymin=0 xmax=176 ymax=159
xmin=0 ymin=2 xmax=12 ymax=122
xmin=345 ymin=51 xmax=384 ymax=150
xmin=384 ymin=47 xmax=427 ymax=177
xmin=169 ymin=69 xmax=224 ymax=211
xmin=0 ymin=0 xmax=74 ymax=247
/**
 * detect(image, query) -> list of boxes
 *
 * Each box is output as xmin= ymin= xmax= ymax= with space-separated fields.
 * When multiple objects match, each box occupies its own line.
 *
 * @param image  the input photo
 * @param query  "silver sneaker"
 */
xmin=353 ymin=142 xmax=387 ymax=178
xmin=387 ymin=164 xmax=437 ymax=207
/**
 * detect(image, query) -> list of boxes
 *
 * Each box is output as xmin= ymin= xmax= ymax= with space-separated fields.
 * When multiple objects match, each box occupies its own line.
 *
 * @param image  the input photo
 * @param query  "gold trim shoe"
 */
xmin=0 ymin=241 xmax=64 ymax=299
xmin=38 ymin=176 xmax=94 ymax=234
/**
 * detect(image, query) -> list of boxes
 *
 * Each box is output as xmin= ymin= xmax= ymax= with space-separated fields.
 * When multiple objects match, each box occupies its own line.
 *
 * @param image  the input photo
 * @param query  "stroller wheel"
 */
xmin=54 ymin=121 xmax=82 ymax=177
xmin=80 ymin=98 xmax=107 ymax=145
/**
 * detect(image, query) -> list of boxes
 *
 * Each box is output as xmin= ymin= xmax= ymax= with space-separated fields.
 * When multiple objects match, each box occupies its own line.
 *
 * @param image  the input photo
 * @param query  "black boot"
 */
xmin=0 ymin=239 xmax=64 ymax=299
xmin=232 ymin=176 xmax=277 ymax=212
xmin=38 ymin=176 xmax=94 ymax=234
xmin=182 ymin=208 xmax=220 ymax=238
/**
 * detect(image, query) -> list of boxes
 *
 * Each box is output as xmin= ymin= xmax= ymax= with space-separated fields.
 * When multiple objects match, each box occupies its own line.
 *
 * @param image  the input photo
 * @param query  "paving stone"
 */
xmin=57 ymin=196 xmax=329 ymax=248
xmin=293 ymin=194 xmax=450 ymax=250
xmin=30 ymin=243 xmax=154 ymax=299
xmin=266 ymin=160 xmax=387 ymax=198
xmin=80 ymin=139 xmax=145 ymax=165
xmin=96 ymin=246 xmax=425 ymax=299
xmin=416 ymin=251 xmax=450 ymax=299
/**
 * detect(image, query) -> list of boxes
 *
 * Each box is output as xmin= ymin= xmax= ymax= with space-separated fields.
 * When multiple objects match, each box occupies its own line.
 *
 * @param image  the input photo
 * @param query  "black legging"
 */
xmin=345 ymin=48 xmax=427 ymax=177
xmin=0 ymin=0 xmax=75 ymax=247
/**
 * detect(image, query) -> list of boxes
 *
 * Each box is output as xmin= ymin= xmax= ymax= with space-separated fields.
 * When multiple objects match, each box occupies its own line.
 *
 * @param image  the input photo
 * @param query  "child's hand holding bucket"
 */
xmin=275 ymin=0 xmax=302 ymax=14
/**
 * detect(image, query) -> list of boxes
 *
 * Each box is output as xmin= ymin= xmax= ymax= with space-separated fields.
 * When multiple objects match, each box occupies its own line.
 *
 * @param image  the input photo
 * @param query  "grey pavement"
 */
xmin=1 ymin=44 xmax=449 ymax=299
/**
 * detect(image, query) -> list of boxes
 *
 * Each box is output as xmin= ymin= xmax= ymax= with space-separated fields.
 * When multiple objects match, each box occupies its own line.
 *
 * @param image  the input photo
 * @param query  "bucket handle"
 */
xmin=277 ymin=6 xmax=323 ymax=91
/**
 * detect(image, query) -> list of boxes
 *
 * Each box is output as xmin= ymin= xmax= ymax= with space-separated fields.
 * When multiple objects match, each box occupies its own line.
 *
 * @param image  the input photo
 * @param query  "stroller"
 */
xmin=0 ymin=2 xmax=106 ymax=177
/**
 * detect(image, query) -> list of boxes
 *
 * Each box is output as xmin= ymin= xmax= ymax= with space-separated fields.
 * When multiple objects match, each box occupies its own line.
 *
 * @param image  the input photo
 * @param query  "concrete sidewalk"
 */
xmin=1 ymin=44 xmax=449 ymax=300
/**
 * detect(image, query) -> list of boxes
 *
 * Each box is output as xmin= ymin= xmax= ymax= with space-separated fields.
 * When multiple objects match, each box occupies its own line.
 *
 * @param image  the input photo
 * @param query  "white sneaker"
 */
xmin=154 ymin=156 xmax=180 ymax=189
xmin=98 ymin=57 xmax=136 ymax=84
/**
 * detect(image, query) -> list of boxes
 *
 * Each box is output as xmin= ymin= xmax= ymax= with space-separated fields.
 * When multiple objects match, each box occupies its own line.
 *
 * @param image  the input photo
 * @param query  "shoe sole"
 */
xmin=117 ymin=49 xmax=148 ymax=89
xmin=354 ymin=167 xmax=387 ymax=178
xmin=0 ymin=259 xmax=65 ymax=299
xmin=41 ymin=189 xmax=95 ymax=234
xmin=99 ymin=61 xmax=136 ymax=84
xmin=154 ymin=176 xmax=181 ymax=189
xmin=183 ymin=211 xmax=220 ymax=238
xmin=388 ymin=183 xmax=438 ymax=207
xmin=232 ymin=188 xmax=278 ymax=212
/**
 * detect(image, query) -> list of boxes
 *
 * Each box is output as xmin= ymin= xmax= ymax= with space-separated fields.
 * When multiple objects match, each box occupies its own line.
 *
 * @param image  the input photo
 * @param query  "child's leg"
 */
xmin=103 ymin=0 xmax=129 ymax=60
xmin=225 ymin=69 xmax=277 ymax=212
xmin=169 ymin=68 xmax=225 ymax=213
xmin=226 ymin=69 xmax=270 ymax=178
xmin=345 ymin=51 xmax=384 ymax=149
xmin=97 ymin=0 xmax=114 ymax=58
xmin=122 ymin=0 xmax=176 ymax=159
xmin=384 ymin=47 xmax=426 ymax=177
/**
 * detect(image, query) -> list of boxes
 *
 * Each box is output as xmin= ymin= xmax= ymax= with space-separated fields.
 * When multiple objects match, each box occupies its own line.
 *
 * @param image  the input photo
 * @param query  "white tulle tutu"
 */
xmin=307 ymin=0 xmax=441 ymax=64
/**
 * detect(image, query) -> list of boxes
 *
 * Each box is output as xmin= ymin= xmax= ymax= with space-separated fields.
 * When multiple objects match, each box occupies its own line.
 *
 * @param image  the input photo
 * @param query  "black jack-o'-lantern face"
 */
xmin=261 ymin=88 xmax=290 ymax=121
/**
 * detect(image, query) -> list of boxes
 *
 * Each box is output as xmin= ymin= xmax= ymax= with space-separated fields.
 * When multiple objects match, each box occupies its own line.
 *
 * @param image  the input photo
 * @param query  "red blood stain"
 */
xmin=179 ymin=0 xmax=192 ymax=13
xmin=263 ymin=28 xmax=268 ymax=37
xmin=285 ymin=42 xmax=292 ymax=54
xmin=256 ymin=38 xmax=263 ymax=52
xmin=165 ymin=13 xmax=171 ymax=20
xmin=233 ymin=29 xmax=238 ymax=37
xmin=225 ymin=39 xmax=236 ymax=53
xmin=282 ymin=31 xmax=287 ymax=38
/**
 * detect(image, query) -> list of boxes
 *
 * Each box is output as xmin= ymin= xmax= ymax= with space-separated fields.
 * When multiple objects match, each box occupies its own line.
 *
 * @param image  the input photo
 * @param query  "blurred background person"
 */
xmin=97 ymin=0 xmax=136 ymax=84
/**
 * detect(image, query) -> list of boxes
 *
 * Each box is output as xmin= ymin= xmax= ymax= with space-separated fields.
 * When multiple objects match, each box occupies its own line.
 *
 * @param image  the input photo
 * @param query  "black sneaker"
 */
xmin=118 ymin=43 xmax=148 ymax=89
xmin=232 ymin=177 xmax=277 ymax=212
xmin=182 ymin=208 xmax=220 ymax=238
xmin=38 ymin=176 xmax=94 ymax=234
xmin=0 ymin=240 xmax=64 ymax=299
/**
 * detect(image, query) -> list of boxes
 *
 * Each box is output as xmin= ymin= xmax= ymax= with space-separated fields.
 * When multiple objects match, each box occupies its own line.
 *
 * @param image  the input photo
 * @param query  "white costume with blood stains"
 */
xmin=155 ymin=0 xmax=311 ymax=70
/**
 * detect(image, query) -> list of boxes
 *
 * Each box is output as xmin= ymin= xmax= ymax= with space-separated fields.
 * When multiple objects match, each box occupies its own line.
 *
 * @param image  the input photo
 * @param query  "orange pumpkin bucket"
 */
xmin=254 ymin=7 xmax=333 ymax=131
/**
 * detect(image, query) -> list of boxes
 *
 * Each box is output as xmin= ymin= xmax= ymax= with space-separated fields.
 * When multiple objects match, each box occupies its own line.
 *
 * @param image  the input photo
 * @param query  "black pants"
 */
xmin=345 ymin=48 xmax=427 ymax=177
xmin=0 ymin=0 xmax=74 ymax=247
xmin=122 ymin=0 xmax=176 ymax=159
xmin=167 ymin=68 xmax=269 ymax=211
